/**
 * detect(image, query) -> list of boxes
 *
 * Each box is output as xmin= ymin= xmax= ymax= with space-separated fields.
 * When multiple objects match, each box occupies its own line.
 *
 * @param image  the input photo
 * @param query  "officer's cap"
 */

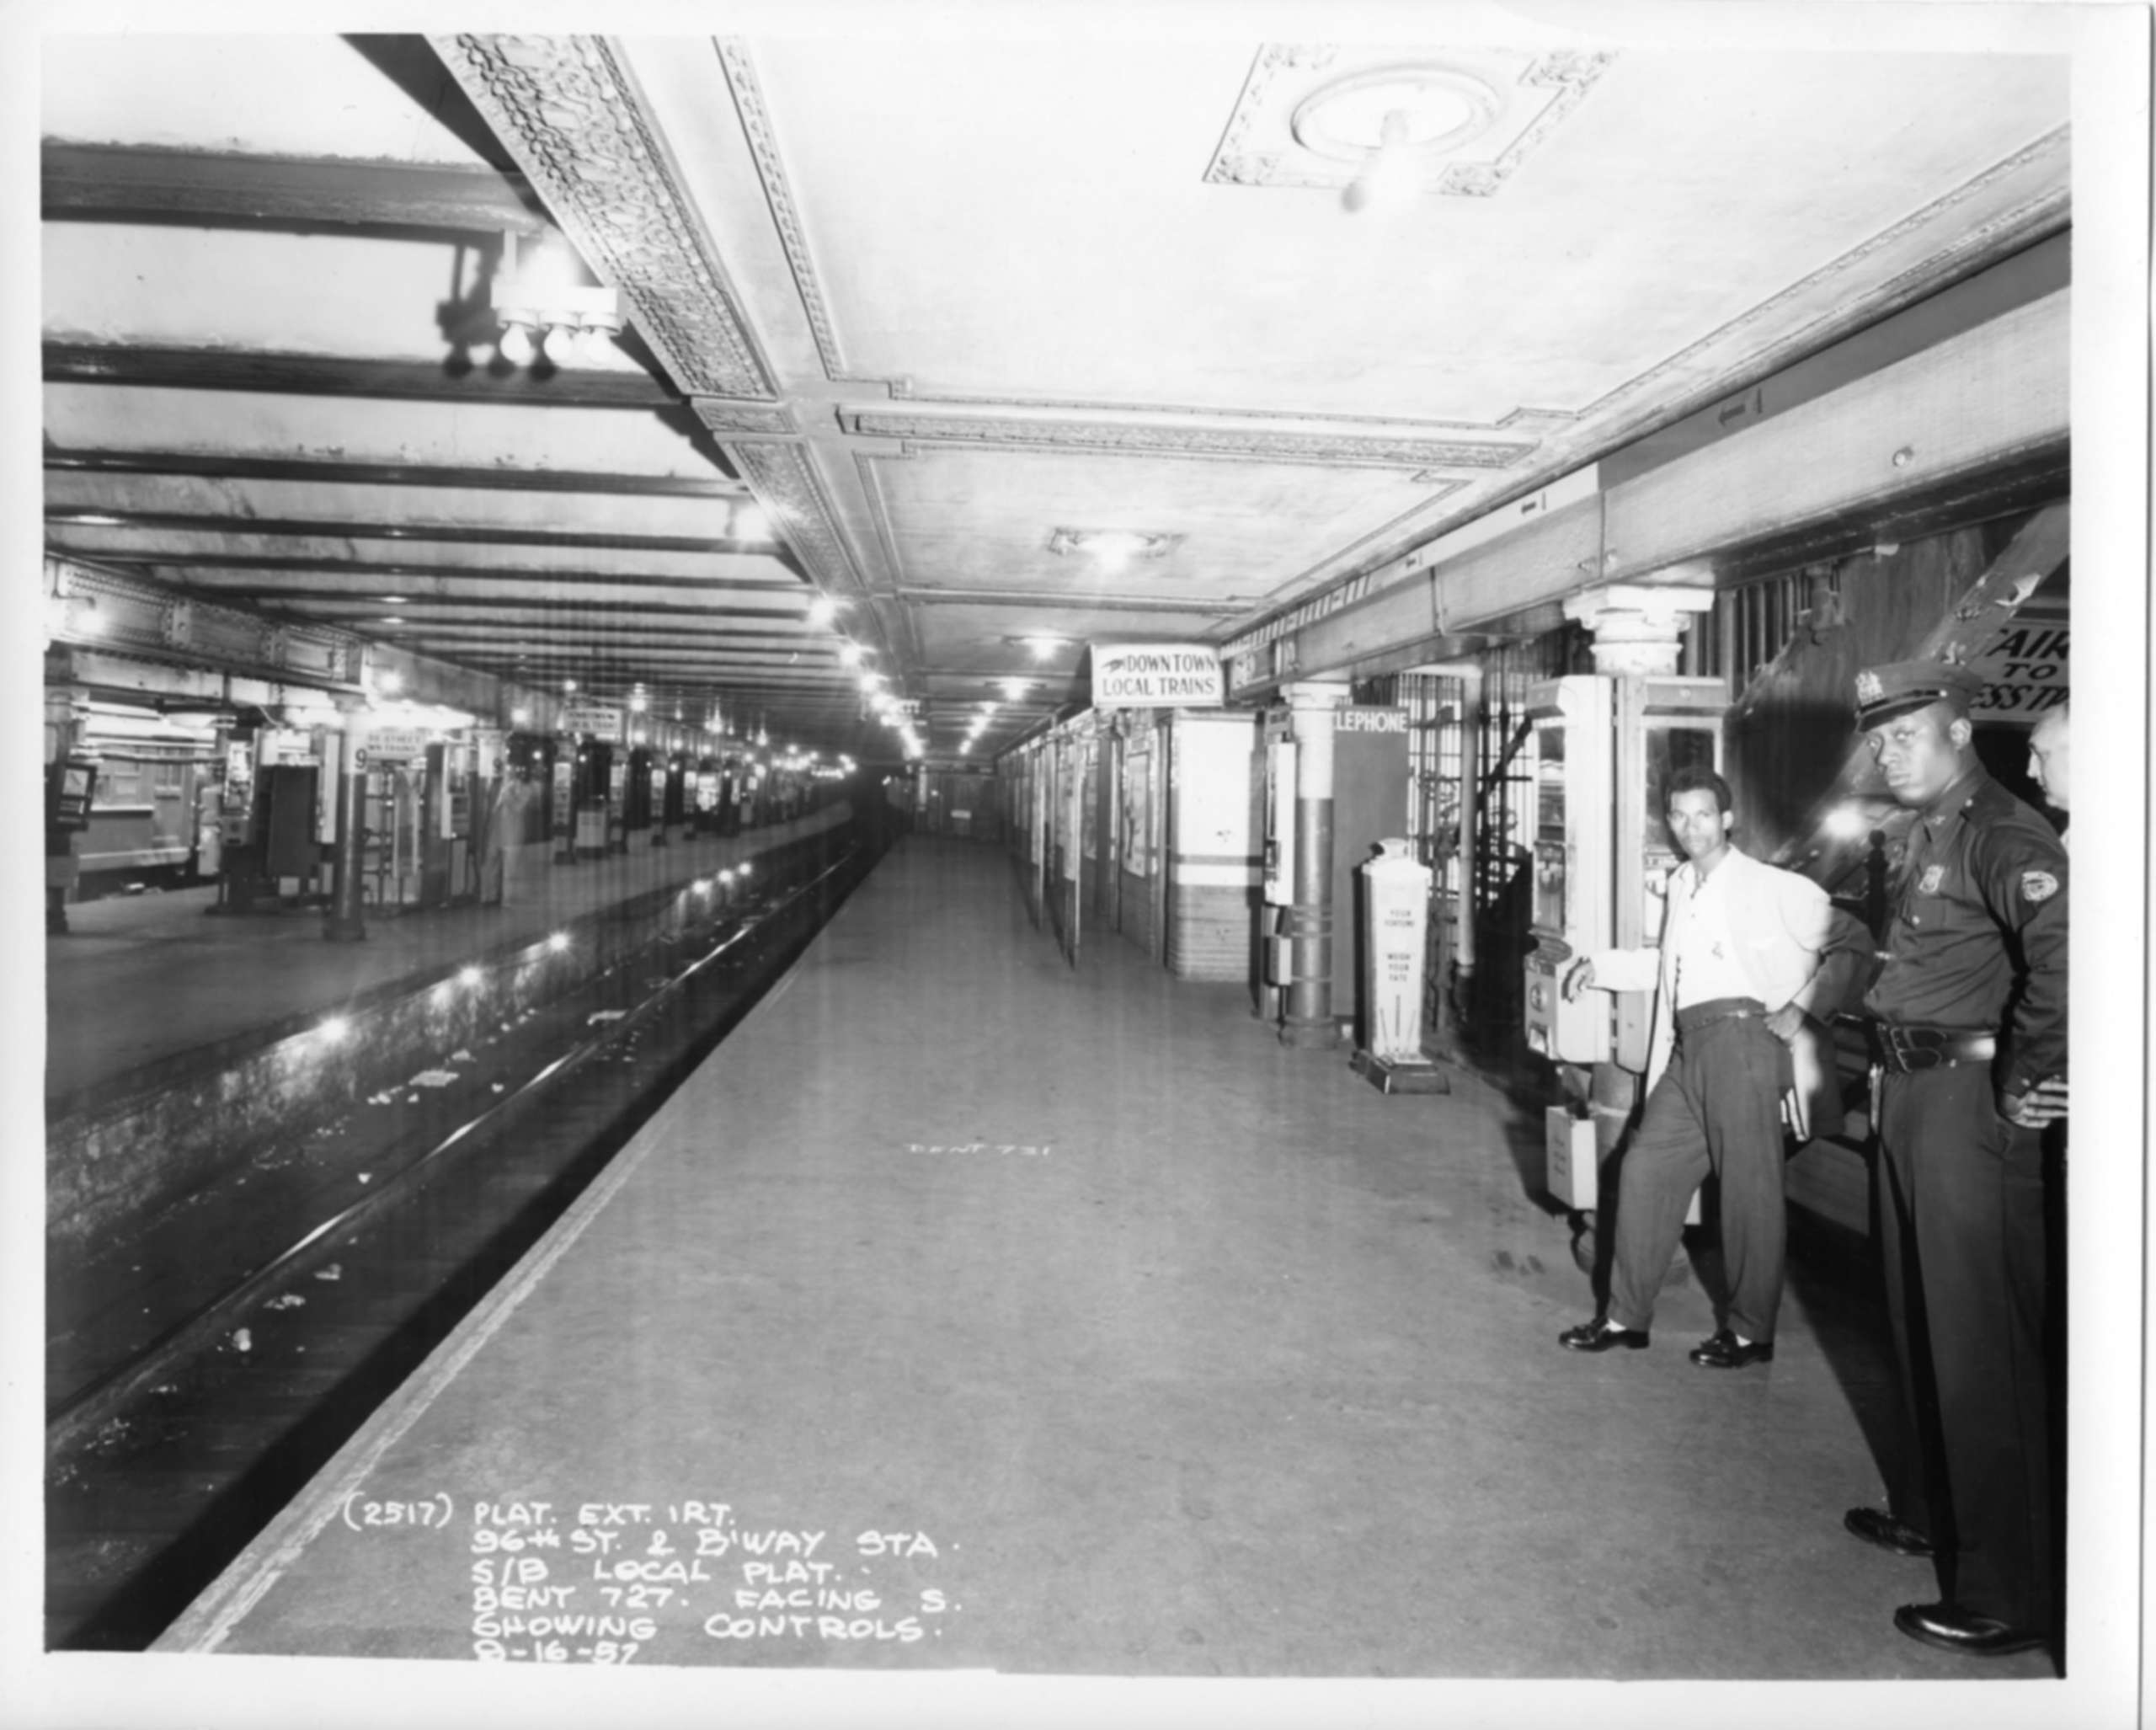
xmin=1853 ymin=659 xmax=1987 ymax=729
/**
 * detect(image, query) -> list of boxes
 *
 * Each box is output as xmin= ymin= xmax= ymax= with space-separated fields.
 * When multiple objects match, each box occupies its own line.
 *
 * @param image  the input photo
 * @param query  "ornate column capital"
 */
xmin=1563 ymin=583 xmax=1715 ymax=676
xmin=1280 ymin=680 xmax=1353 ymax=712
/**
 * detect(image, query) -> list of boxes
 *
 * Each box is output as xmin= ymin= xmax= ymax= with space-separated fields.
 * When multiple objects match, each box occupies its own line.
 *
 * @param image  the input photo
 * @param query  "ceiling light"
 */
xmin=1293 ymin=66 xmax=1502 ymax=213
xmin=381 ymin=595 xmax=408 ymax=606
xmin=733 ymin=504 xmax=771 ymax=542
xmin=490 ymin=228 xmax=622 ymax=371
xmin=1000 ymin=678 xmax=1032 ymax=701
xmin=839 ymin=643 xmax=864 ymax=667
xmin=1047 ymin=527 xmax=1177 ymax=573
xmin=1347 ymin=109 xmax=1418 ymax=214
xmin=806 ymin=595 xmax=839 ymax=629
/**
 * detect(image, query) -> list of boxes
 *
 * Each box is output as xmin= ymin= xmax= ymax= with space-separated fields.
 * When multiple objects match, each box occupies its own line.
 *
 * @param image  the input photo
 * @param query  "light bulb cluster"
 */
xmin=491 ymin=231 xmax=623 ymax=369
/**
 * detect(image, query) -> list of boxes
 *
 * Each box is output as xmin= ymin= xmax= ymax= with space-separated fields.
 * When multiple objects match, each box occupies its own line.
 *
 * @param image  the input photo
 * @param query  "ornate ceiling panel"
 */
xmin=38 ymin=19 xmax=2084 ymax=761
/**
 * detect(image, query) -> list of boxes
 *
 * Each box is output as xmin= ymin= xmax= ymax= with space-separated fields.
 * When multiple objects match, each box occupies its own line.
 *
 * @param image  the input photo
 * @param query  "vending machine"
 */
xmin=1522 ymin=674 xmax=1726 ymax=1071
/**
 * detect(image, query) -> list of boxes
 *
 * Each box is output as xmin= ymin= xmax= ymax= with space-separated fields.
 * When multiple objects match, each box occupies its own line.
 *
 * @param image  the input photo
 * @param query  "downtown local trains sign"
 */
xmin=1091 ymin=643 xmax=1225 ymax=708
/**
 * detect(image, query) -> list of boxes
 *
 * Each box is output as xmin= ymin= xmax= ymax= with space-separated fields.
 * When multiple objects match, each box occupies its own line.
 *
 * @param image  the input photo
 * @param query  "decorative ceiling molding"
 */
xmin=723 ymin=439 xmax=871 ymax=601
xmin=840 ymin=408 xmax=1537 ymax=471
xmin=903 ymin=585 xmax=1251 ymax=617
xmin=1449 ymin=51 xmax=1617 ymax=200
xmin=851 ymin=453 xmax=910 ymax=598
xmin=430 ymin=34 xmax=779 ymax=400
xmin=1204 ymin=45 xmax=1614 ymax=198
xmin=1582 ymin=127 xmax=2070 ymax=429
xmin=715 ymin=37 xmax=865 ymax=387
xmin=883 ymin=378 xmax=1576 ymax=438
xmin=691 ymin=397 xmax=799 ymax=438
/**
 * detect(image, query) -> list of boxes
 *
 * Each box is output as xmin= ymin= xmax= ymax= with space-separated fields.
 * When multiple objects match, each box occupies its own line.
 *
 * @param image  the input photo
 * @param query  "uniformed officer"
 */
xmin=1839 ymin=659 xmax=2067 ymax=1658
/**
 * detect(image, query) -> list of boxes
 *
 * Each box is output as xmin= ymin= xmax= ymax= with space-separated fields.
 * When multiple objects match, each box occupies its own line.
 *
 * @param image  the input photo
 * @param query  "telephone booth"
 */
xmin=1521 ymin=674 xmax=1726 ymax=1069
xmin=568 ymin=738 xmax=613 ymax=859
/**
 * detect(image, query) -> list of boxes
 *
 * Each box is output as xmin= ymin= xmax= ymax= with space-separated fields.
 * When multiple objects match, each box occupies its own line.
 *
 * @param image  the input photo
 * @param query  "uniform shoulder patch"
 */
xmin=2021 ymin=869 xmax=2059 ymax=903
xmin=1917 ymin=864 xmax=1945 ymax=894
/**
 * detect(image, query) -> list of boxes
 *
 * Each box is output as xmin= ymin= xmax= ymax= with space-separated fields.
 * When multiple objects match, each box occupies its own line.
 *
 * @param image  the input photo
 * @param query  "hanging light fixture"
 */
xmin=1345 ymin=109 xmax=1417 ymax=214
xmin=1290 ymin=65 xmax=1502 ymax=215
xmin=491 ymin=228 xmax=623 ymax=368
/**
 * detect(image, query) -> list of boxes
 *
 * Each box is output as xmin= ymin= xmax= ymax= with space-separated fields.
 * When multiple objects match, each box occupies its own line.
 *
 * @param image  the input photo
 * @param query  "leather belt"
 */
xmin=1673 ymin=996 xmax=1764 ymax=1039
xmin=1869 ymin=1022 xmax=1997 ymax=1073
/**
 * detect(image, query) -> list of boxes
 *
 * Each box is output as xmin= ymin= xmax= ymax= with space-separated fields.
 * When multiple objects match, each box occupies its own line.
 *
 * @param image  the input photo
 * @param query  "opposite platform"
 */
xmin=44 ymin=808 xmax=850 ymax=1106
xmin=156 ymin=835 xmax=2047 ymax=1685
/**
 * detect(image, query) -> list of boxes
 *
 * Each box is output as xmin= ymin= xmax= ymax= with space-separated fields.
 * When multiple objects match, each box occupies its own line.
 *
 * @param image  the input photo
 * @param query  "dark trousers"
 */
xmin=1608 ymin=1014 xmax=1789 ymax=1341
xmin=1876 ymin=1064 xmax=2055 ymax=1631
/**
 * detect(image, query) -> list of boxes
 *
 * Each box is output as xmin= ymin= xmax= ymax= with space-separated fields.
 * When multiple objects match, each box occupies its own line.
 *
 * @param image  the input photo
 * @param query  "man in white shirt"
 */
xmin=1557 ymin=766 xmax=1853 ymax=1367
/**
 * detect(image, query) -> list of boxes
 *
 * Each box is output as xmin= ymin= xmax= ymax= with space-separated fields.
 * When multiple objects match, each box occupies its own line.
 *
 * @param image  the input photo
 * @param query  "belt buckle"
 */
xmin=1878 ymin=1023 xmax=1929 ymax=1074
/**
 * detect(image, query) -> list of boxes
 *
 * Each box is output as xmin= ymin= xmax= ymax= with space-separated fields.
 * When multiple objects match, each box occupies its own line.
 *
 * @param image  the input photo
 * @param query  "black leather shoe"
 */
xmin=1893 ymin=1601 xmax=2047 ymax=1657
xmin=1689 ymin=1329 xmax=1774 ymax=1369
xmin=1558 ymin=1319 xmax=1649 ymax=1353
xmin=1843 ymin=1506 xmax=1935 ymax=1558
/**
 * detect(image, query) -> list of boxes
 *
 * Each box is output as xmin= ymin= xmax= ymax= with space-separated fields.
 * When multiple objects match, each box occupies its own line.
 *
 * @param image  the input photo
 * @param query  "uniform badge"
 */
xmin=1856 ymin=670 xmax=1885 ymax=703
xmin=2020 ymin=869 xmax=2059 ymax=903
xmin=1918 ymin=864 xmax=1945 ymax=894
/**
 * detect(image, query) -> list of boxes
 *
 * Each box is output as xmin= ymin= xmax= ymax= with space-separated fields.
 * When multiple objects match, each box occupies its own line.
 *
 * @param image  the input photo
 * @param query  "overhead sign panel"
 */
xmin=558 ymin=705 xmax=625 ymax=739
xmin=1091 ymin=643 xmax=1224 ymax=709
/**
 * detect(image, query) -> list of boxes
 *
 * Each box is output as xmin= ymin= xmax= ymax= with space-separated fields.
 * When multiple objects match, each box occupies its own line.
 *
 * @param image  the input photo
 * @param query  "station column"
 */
xmin=1278 ymin=679 xmax=1351 ymax=1049
xmin=1561 ymin=582 xmax=1715 ymax=1170
xmin=323 ymin=694 xmax=369 ymax=943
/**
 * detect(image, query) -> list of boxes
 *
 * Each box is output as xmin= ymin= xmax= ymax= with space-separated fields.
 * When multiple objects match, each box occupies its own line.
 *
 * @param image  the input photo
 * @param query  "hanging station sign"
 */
xmin=558 ymin=705 xmax=626 ymax=740
xmin=1091 ymin=643 xmax=1225 ymax=708
xmin=363 ymin=727 xmax=430 ymax=763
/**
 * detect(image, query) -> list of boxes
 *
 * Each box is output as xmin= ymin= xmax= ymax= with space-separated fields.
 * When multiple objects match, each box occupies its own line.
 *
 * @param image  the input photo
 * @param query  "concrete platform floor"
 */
xmin=150 ymin=837 xmax=2074 ymax=1717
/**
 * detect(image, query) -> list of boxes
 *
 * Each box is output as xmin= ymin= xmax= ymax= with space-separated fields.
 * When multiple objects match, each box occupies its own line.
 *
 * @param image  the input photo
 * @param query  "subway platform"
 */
xmin=126 ymin=832 xmax=2079 ymax=1722
xmin=42 ymin=808 xmax=856 ymax=1262
xmin=45 ymin=809 xmax=853 ymax=1108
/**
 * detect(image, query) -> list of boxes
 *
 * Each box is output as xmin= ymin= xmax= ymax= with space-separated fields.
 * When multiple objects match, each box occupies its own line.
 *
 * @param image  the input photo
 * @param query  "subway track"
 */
xmin=45 ymin=820 xmax=893 ymax=1652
